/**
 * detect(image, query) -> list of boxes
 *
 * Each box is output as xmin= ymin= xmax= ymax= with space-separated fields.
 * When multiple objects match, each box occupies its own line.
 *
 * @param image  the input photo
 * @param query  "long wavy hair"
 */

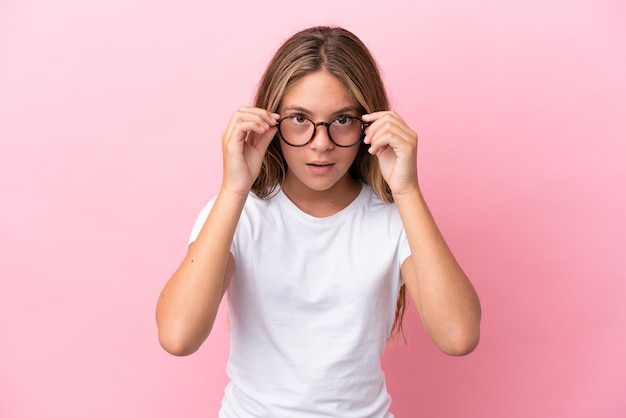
xmin=251 ymin=26 xmax=407 ymax=340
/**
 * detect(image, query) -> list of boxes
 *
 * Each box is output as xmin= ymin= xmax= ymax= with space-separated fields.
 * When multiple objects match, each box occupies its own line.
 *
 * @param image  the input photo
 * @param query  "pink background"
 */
xmin=1 ymin=1 xmax=625 ymax=417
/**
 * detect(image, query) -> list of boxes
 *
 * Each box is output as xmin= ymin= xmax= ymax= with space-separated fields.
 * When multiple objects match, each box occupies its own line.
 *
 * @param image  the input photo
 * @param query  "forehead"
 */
xmin=281 ymin=70 xmax=357 ymax=114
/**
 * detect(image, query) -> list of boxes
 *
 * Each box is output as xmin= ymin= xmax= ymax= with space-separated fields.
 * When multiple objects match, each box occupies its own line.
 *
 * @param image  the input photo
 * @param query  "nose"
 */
xmin=309 ymin=123 xmax=334 ymax=151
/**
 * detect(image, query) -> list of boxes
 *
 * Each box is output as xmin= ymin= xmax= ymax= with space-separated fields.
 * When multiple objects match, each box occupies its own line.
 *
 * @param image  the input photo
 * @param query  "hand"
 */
xmin=221 ymin=106 xmax=279 ymax=196
xmin=362 ymin=111 xmax=419 ymax=197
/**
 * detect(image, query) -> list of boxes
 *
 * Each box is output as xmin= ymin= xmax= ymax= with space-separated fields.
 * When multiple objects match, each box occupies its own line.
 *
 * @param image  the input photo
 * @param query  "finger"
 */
xmin=224 ymin=108 xmax=278 ymax=145
xmin=224 ymin=120 xmax=270 ymax=146
xmin=368 ymin=132 xmax=396 ymax=155
xmin=363 ymin=111 xmax=414 ymax=140
xmin=365 ymin=114 xmax=417 ymax=153
xmin=237 ymin=106 xmax=280 ymax=128
xmin=368 ymin=125 xmax=417 ymax=156
xmin=251 ymin=125 xmax=278 ymax=154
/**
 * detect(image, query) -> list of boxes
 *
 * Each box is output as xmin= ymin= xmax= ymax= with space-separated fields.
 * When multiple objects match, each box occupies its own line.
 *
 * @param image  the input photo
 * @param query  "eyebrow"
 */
xmin=281 ymin=105 xmax=361 ymax=118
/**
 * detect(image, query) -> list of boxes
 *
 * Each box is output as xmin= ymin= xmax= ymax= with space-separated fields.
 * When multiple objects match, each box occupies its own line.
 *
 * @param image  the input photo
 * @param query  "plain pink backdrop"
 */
xmin=1 ymin=1 xmax=625 ymax=417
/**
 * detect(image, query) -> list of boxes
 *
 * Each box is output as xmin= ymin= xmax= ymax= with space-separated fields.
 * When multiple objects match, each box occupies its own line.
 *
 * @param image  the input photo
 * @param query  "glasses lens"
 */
xmin=328 ymin=116 xmax=363 ymax=147
xmin=279 ymin=116 xmax=314 ymax=146
xmin=278 ymin=115 xmax=365 ymax=147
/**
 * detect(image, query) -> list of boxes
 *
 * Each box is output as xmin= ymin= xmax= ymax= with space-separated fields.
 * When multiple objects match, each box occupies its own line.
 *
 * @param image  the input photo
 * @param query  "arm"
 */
xmin=396 ymin=190 xmax=481 ymax=355
xmin=363 ymin=111 xmax=481 ymax=355
xmin=156 ymin=107 xmax=279 ymax=356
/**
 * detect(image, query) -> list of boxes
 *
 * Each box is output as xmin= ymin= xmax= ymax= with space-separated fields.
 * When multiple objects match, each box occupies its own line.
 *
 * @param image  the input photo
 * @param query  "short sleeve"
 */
xmin=397 ymin=227 xmax=411 ymax=286
xmin=187 ymin=197 xmax=217 ymax=246
xmin=398 ymin=227 xmax=411 ymax=265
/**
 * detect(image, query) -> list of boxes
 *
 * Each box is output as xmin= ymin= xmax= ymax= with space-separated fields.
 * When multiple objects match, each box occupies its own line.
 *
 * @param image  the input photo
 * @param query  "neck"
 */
xmin=281 ymin=174 xmax=362 ymax=218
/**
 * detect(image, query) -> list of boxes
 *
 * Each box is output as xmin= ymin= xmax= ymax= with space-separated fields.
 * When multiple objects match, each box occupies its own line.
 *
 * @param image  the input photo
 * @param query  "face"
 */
xmin=278 ymin=70 xmax=361 ymax=197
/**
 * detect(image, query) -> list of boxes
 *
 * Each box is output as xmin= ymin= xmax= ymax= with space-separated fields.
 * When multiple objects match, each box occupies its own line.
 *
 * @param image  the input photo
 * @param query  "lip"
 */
xmin=306 ymin=161 xmax=334 ymax=174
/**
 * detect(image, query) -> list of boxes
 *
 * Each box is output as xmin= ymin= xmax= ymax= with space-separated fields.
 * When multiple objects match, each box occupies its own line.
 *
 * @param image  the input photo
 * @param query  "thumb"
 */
xmin=252 ymin=125 xmax=278 ymax=155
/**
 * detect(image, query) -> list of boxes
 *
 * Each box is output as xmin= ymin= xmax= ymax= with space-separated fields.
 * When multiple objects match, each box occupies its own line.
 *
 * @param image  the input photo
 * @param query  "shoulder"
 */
xmin=236 ymin=189 xmax=286 ymax=231
xmin=360 ymin=185 xmax=399 ymax=214
xmin=242 ymin=189 xmax=281 ymax=213
xmin=340 ymin=185 xmax=403 ymax=233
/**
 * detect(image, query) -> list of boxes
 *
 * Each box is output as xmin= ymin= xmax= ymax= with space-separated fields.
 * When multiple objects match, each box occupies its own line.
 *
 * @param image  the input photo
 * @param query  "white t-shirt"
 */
xmin=189 ymin=185 xmax=411 ymax=418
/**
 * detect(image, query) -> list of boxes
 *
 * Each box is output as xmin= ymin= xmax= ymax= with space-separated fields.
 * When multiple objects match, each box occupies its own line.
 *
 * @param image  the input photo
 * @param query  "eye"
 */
xmin=291 ymin=115 xmax=308 ymax=124
xmin=334 ymin=115 xmax=354 ymax=125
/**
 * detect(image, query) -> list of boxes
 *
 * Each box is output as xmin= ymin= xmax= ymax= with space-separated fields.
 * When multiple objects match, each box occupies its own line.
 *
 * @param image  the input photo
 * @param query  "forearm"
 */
xmin=156 ymin=189 xmax=246 ymax=356
xmin=395 ymin=187 xmax=481 ymax=355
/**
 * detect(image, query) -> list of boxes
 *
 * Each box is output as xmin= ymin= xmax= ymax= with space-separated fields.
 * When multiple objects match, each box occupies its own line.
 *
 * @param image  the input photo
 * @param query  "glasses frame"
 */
xmin=276 ymin=115 xmax=370 ymax=148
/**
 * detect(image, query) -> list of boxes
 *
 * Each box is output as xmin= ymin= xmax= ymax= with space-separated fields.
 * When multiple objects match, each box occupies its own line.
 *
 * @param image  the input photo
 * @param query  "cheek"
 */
xmin=343 ymin=147 xmax=360 ymax=166
xmin=279 ymin=142 xmax=296 ymax=165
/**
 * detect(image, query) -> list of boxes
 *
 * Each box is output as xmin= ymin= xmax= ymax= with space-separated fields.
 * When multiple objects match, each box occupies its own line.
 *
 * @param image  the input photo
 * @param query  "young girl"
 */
xmin=157 ymin=26 xmax=481 ymax=417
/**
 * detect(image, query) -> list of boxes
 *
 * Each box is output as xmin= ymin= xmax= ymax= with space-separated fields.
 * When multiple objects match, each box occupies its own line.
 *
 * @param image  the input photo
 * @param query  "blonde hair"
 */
xmin=252 ymin=26 xmax=406 ymax=340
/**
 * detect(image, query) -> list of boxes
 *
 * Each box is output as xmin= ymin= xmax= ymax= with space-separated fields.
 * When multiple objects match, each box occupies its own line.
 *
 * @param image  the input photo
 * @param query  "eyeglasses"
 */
xmin=276 ymin=115 xmax=369 ymax=148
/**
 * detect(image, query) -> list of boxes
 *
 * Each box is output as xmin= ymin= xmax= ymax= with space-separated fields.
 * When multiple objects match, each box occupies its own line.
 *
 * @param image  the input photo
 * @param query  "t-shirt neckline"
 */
xmin=276 ymin=184 xmax=367 ymax=225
